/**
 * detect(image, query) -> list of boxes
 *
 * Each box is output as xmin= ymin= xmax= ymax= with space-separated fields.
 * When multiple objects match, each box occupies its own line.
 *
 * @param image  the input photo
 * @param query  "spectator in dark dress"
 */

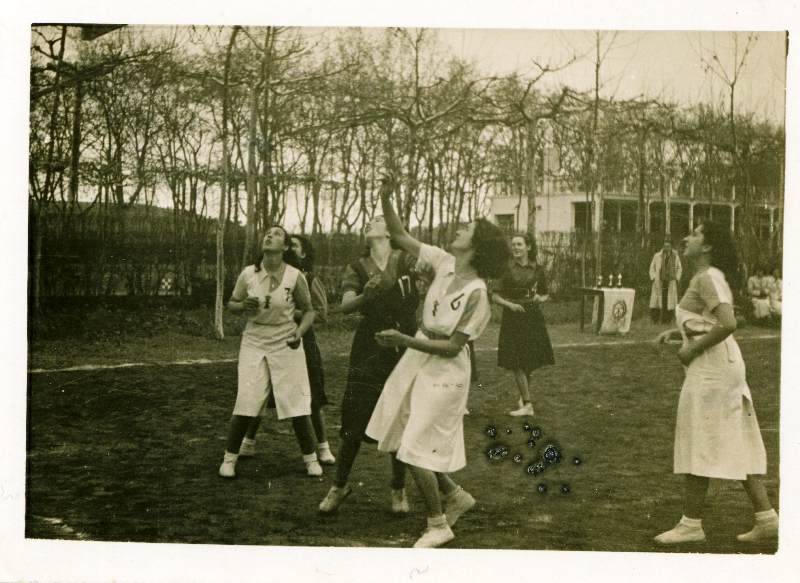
xmin=491 ymin=233 xmax=555 ymax=417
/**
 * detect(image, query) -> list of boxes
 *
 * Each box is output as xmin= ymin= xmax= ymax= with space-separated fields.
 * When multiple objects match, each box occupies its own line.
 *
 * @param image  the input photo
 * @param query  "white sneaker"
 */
xmin=318 ymin=445 xmax=336 ymax=465
xmin=509 ymin=402 xmax=534 ymax=417
xmin=306 ymin=460 xmax=323 ymax=477
xmin=219 ymin=459 xmax=236 ymax=478
xmin=443 ymin=489 xmax=475 ymax=526
xmin=413 ymin=525 xmax=455 ymax=548
xmin=319 ymin=484 xmax=352 ymax=513
xmin=391 ymin=488 xmax=410 ymax=515
xmin=654 ymin=522 xmax=706 ymax=544
xmin=737 ymin=517 xmax=778 ymax=542
xmin=238 ymin=439 xmax=256 ymax=458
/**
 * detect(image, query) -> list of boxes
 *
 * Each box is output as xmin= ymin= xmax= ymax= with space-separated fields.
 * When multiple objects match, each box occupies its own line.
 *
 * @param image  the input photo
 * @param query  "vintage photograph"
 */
xmin=10 ymin=3 xmax=792 ymax=580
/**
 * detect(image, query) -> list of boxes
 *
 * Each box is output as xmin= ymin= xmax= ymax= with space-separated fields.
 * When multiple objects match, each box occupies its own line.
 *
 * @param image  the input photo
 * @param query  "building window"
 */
xmin=573 ymin=202 xmax=594 ymax=231
xmin=496 ymin=214 xmax=515 ymax=235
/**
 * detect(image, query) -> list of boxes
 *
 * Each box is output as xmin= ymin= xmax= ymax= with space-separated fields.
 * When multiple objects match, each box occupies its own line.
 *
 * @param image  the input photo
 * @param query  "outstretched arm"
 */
xmin=379 ymin=172 xmax=421 ymax=258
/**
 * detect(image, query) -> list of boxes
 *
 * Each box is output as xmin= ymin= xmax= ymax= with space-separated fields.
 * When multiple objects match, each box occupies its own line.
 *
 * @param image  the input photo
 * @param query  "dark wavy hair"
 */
xmin=290 ymin=234 xmax=315 ymax=272
xmin=700 ymin=221 xmax=743 ymax=290
xmin=471 ymin=219 xmax=513 ymax=279
xmin=511 ymin=232 xmax=537 ymax=263
xmin=252 ymin=225 xmax=301 ymax=271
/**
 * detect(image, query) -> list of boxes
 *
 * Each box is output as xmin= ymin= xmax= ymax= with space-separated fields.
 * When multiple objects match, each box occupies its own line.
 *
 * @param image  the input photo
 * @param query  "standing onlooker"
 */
xmin=491 ymin=233 xmax=555 ymax=417
xmin=219 ymin=226 xmax=322 ymax=479
xmin=649 ymin=238 xmax=683 ymax=324
xmin=654 ymin=222 xmax=777 ymax=544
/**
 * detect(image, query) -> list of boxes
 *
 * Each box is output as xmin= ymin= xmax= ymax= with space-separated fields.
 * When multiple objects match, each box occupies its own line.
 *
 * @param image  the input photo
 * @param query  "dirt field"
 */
xmin=26 ymin=311 xmax=780 ymax=553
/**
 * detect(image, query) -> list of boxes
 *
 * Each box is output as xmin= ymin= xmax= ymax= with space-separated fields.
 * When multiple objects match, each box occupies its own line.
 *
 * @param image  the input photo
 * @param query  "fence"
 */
xmin=29 ymin=203 xmax=781 ymax=306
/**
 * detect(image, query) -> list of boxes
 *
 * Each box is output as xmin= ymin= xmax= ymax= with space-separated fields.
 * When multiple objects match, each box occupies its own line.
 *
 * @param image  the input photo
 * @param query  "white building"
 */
xmin=490 ymin=148 xmax=782 ymax=239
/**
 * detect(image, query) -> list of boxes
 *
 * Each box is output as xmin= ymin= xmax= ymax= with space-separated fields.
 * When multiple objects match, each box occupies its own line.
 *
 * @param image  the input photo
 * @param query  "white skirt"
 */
xmin=365 ymin=331 xmax=471 ymax=473
xmin=674 ymin=337 xmax=767 ymax=480
xmin=233 ymin=341 xmax=311 ymax=419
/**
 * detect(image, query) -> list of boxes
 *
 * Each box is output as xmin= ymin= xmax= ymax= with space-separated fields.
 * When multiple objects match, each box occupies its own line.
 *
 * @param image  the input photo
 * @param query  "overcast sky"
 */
xmin=437 ymin=29 xmax=786 ymax=123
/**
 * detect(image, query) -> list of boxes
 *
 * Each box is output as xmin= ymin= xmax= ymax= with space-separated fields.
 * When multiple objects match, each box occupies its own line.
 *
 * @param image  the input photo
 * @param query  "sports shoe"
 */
xmin=413 ymin=525 xmax=455 ymax=548
xmin=318 ymin=444 xmax=336 ymax=465
xmin=509 ymin=402 xmax=534 ymax=417
xmin=319 ymin=484 xmax=352 ymax=513
xmin=391 ymin=488 xmax=410 ymax=515
xmin=654 ymin=521 xmax=706 ymax=544
xmin=306 ymin=460 xmax=323 ymax=477
xmin=219 ymin=460 xmax=236 ymax=478
xmin=238 ymin=439 xmax=256 ymax=458
xmin=443 ymin=489 xmax=476 ymax=526
xmin=737 ymin=517 xmax=778 ymax=542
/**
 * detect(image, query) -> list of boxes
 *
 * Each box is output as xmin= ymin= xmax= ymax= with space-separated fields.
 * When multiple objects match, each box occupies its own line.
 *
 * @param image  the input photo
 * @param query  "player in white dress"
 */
xmin=654 ymin=222 xmax=777 ymax=544
xmin=365 ymin=172 xmax=511 ymax=548
xmin=219 ymin=226 xmax=322 ymax=479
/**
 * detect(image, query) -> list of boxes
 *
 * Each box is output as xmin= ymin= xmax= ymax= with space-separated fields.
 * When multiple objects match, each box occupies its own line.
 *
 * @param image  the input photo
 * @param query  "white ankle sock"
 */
xmin=223 ymin=452 xmax=238 ymax=463
xmin=680 ymin=516 xmax=702 ymax=529
xmin=318 ymin=442 xmax=330 ymax=450
xmin=755 ymin=509 xmax=778 ymax=522
xmin=242 ymin=438 xmax=256 ymax=446
xmin=427 ymin=515 xmax=447 ymax=529
xmin=302 ymin=453 xmax=319 ymax=464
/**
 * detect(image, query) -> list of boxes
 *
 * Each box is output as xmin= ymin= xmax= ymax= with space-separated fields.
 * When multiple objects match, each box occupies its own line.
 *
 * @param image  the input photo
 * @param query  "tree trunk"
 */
xmin=215 ymin=26 xmax=240 ymax=340
xmin=243 ymin=83 xmax=258 ymax=268
xmin=526 ymin=123 xmax=537 ymax=235
xmin=68 ymin=80 xmax=83 ymax=204
xmin=35 ymin=26 xmax=68 ymax=311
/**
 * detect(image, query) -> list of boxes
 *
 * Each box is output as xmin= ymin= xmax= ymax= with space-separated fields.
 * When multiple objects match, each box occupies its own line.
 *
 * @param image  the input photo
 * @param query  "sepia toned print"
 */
xmin=24 ymin=20 xmax=783 ymax=568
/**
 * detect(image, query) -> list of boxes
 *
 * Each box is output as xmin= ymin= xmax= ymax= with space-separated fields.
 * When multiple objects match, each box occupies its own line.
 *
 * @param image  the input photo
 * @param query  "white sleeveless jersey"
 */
xmin=240 ymin=264 xmax=302 ymax=351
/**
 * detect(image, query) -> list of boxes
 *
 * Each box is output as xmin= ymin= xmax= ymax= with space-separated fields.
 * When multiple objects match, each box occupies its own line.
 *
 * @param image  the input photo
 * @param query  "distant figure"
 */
xmin=650 ymin=239 xmax=683 ymax=324
xmin=747 ymin=267 xmax=772 ymax=324
xmin=768 ymin=268 xmax=782 ymax=317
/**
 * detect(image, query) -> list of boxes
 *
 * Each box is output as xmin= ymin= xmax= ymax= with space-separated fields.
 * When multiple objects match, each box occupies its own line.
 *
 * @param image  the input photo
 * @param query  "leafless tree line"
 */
xmin=29 ymin=26 xmax=784 ymax=334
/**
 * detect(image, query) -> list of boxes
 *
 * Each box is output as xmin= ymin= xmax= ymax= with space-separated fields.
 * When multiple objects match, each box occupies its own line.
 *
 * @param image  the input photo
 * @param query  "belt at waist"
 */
xmin=419 ymin=326 xmax=451 ymax=341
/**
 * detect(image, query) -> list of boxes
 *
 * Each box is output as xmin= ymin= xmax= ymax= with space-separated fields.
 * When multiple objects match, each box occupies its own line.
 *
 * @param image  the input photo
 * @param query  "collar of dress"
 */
xmin=257 ymin=262 xmax=286 ymax=285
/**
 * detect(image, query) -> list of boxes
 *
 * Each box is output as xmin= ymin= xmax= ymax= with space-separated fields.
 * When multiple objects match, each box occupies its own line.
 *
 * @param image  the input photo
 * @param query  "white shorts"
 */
xmin=233 ymin=344 xmax=311 ymax=419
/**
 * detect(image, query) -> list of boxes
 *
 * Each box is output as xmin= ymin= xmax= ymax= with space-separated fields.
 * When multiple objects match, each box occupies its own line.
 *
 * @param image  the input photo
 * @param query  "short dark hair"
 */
xmin=511 ymin=232 xmax=537 ymax=263
xmin=290 ymin=234 xmax=315 ymax=272
xmin=471 ymin=219 xmax=513 ymax=279
xmin=700 ymin=221 xmax=742 ymax=290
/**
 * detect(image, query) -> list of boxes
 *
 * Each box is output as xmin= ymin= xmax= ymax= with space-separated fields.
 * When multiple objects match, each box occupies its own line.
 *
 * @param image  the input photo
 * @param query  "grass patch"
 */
xmin=26 ymin=318 xmax=780 ymax=552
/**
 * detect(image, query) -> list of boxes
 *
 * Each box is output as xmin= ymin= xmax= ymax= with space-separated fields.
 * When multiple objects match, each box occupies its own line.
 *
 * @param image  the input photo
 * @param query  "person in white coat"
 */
xmin=650 ymin=239 xmax=683 ymax=323
xmin=654 ymin=221 xmax=777 ymax=545
xmin=364 ymin=171 xmax=512 ymax=548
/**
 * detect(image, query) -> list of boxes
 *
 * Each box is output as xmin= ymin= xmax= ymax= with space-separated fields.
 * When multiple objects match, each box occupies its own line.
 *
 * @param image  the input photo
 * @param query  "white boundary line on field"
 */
xmin=28 ymin=358 xmax=238 ymax=374
xmin=550 ymin=332 xmax=781 ymax=349
xmin=27 ymin=333 xmax=780 ymax=374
